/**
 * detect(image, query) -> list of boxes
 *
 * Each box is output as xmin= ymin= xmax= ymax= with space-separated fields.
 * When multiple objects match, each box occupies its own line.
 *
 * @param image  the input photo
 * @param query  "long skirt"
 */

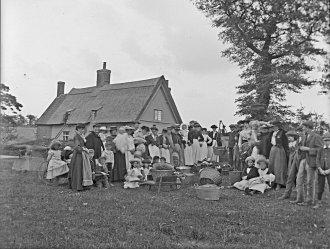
xmin=184 ymin=145 xmax=194 ymax=166
xmin=46 ymin=159 xmax=69 ymax=179
xmin=191 ymin=139 xmax=201 ymax=164
xmin=125 ymin=150 xmax=134 ymax=172
xmin=269 ymin=145 xmax=287 ymax=185
xmin=148 ymin=145 xmax=160 ymax=160
xmin=112 ymin=151 xmax=127 ymax=182
xmin=160 ymin=148 xmax=171 ymax=163
xmin=200 ymin=142 xmax=208 ymax=161
xmin=233 ymin=179 xmax=248 ymax=190
xmin=69 ymin=151 xmax=83 ymax=190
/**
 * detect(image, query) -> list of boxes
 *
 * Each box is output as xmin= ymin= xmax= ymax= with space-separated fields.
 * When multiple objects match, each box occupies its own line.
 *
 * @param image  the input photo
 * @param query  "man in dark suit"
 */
xmin=208 ymin=125 xmax=222 ymax=147
xmin=145 ymin=125 xmax=160 ymax=159
xmin=86 ymin=123 xmax=105 ymax=160
xmin=292 ymin=120 xmax=324 ymax=205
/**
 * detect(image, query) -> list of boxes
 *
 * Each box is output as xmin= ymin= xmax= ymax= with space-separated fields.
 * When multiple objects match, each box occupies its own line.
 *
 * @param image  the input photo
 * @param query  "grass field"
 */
xmin=1 ymin=158 xmax=329 ymax=249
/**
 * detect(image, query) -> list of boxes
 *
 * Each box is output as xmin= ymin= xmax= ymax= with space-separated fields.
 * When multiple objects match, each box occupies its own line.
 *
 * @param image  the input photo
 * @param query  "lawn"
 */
xmin=0 ymin=158 xmax=329 ymax=249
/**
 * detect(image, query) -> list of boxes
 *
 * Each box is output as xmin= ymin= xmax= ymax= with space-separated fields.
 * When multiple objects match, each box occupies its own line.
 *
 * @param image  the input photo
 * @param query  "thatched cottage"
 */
xmin=36 ymin=63 xmax=182 ymax=141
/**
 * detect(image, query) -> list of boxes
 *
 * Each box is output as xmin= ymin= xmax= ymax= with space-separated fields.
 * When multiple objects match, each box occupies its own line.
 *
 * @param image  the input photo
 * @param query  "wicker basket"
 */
xmin=150 ymin=169 xmax=174 ymax=181
xmin=199 ymin=167 xmax=222 ymax=185
xmin=195 ymin=184 xmax=221 ymax=201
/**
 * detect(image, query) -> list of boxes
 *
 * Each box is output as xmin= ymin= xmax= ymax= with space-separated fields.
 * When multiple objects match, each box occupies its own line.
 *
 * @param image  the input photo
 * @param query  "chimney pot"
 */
xmin=57 ymin=81 xmax=65 ymax=97
xmin=97 ymin=62 xmax=111 ymax=87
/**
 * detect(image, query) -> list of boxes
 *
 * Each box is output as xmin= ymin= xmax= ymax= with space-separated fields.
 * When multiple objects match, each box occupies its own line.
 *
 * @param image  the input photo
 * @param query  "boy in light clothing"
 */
xmin=101 ymin=143 xmax=114 ymax=186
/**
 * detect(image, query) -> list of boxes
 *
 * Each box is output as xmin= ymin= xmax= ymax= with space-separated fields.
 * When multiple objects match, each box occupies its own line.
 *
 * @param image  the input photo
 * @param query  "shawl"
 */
xmin=81 ymin=149 xmax=93 ymax=186
xmin=114 ymin=133 xmax=129 ymax=153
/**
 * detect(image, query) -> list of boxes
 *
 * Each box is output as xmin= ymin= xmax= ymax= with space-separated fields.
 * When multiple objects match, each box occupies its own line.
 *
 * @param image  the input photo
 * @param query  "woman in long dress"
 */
xmin=188 ymin=123 xmax=204 ymax=164
xmin=180 ymin=124 xmax=193 ymax=166
xmin=69 ymin=124 xmax=93 ymax=191
xmin=200 ymin=128 xmax=212 ymax=161
xmin=268 ymin=121 xmax=289 ymax=190
xmin=125 ymin=126 xmax=136 ymax=172
xmin=112 ymin=127 xmax=128 ymax=182
xmin=159 ymin=128 xmax=171 ymax=163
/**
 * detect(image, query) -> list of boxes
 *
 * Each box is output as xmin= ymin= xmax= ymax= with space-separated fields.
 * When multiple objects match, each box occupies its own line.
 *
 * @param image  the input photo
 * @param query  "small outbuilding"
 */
xmin=36 ymin=62 xmax=182 ymax=140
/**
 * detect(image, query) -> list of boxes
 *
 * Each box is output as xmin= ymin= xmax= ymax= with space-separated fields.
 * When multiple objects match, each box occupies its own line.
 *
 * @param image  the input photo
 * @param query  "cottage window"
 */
xmin=63 ymin=131 xmax=69 ymax=141
xmin=154 ymin=110 xmax=162 ymax=121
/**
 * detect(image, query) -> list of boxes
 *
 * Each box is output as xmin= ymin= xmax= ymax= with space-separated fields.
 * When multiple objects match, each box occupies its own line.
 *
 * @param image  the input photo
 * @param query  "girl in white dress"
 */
xmin=180 ymin=124 xmax=193 ymax=166
xmin=46 ymin=140 xmax=69 ymax=181
xmin=200 ymin=128 xmax=212 ymax=161
xmin=124 ymin=158 xmax=143 ymax=189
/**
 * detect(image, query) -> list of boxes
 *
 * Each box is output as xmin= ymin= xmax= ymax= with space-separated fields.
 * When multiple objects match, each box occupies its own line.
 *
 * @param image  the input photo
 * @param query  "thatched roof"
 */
xmin=37 ymin=76 xmax=182 ymax=125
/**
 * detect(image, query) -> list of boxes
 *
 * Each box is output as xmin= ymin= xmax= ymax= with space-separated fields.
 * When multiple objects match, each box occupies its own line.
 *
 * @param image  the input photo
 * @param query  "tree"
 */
xmin=194 ymin=0 xmax=328 ymax=119
xmin=26 ymin=114 xmax=37 ymax=126
xmin=0 ymin=83 xmax=23 ymax=114
xmin=0 ymin=83 xmax=24 ymax=144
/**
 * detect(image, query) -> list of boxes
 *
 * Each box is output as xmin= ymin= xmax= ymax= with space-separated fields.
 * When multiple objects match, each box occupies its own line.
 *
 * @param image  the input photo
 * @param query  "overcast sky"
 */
xmin=2 ymin=0 xmax=329 ymax=128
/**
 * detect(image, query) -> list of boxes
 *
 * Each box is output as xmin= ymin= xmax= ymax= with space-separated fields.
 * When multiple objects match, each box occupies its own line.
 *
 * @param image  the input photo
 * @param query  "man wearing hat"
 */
xmin=292 ymin=120 xmax=324 ymax=205
xmin=278 ymin=130 xmax=302 ymax=200
xmin=145 ymin=125 xmax=160 ymax=159
xmin=86 ymin=123 xmax=105 ymax=160
xmin=171 ymin=125 xmax=184 ymax=166
xmin=313 ymin=132 xmax=330 ymax=208
xmin=207 ymin=125 xmax=222 ymax=161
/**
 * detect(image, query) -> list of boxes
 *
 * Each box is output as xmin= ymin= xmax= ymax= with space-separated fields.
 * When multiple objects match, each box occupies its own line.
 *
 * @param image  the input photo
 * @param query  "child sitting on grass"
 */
xmin=101 ymin=143 xmax=114 ymax=186
xmin=93 ymin=156 xmax=110 ymax=189
xmin=46 ymin=140 xmax=69 ymax=184
xmin=233 ymin=156 xmax=257 ymax=190
xmin=142 ymin=158 xmax=152 ymax=181
xmin=124 ymin=158 xmax=144 ymax=189
xmin=244 ymin=157 xmax=275 ymax=195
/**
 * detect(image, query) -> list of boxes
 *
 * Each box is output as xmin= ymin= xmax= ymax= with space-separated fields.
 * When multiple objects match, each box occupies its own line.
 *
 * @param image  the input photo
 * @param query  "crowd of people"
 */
xmin=44 ymin=119 xmax=330 ymax=209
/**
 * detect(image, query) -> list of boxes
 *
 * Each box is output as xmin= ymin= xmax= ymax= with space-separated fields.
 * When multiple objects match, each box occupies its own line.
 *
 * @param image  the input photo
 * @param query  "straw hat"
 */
xmin=256 ymin=156 xmax=269 ymax=165
xmin=245 ymin=156 xmax=255 ymax=163
xmin=100 ymin=126 xmax=107 ymax=131
xmin=64 ymin=146 xmax=72 ymax=151
xmin=130 ymin=158 xmax=142 ymax=164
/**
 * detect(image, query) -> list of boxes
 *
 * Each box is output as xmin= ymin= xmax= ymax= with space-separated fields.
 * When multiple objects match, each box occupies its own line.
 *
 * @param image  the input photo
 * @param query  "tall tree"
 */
xmin=26 ymin=114 xmax=37 ymax=126
xmin=0 ymin=83 xmax=23 ymax=114
xmin=194 ymin=0 xmax=328 ymax=120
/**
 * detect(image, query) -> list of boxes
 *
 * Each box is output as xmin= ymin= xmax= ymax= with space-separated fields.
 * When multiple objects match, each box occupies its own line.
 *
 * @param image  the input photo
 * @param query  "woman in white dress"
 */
xmin=124 ymin=126 xmax=136 ymax=172
xmin=188 ymin=123 xmax=204 ymax=164
xmin=200 ymin=128 xmax=212 ymax=161
xmin=180 ymin=124 xmax=193 ymax=166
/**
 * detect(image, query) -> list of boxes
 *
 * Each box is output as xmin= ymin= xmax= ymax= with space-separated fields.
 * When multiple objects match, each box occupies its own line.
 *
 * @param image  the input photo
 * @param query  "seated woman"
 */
xmin=46 ymin=140 xmax=70 ymax=184
xmin=233 ymin=156 xmax=257 ymax=190
xmin=124 ymin=158 xmax=144 ymax=189
xmin=245 ymin=157 xmax=275 ymax=195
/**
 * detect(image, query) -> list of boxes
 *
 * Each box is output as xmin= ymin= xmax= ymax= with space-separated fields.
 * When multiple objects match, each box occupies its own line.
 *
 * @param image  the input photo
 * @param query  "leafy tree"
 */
xmin=0 ymin=83 xmax=23 ymax=114
xmin=26 ymin=114 xmax=37 ymax=126
xmin=0 ymin=83 xmax=24 ymax=144
xmin=194 ymin=0 xmax=328 ymax=119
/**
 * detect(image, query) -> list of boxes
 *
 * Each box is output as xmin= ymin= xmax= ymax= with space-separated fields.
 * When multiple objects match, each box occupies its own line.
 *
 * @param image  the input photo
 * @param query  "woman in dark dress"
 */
xmin=69 ymin=124 xmax=93 ymax=191
xmin=112 ymin=127 xmax=127 ymax=182
xmin=268 ymin=121 xmax=289 ymax=190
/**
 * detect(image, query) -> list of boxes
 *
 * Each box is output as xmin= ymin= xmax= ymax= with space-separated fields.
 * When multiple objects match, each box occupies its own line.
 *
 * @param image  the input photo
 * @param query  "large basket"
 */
xmin=229 ymin=170 xmax=242 ymax=185
xmin=199 ymin=167 xmax=222 ymax=185
xmin=150 ymin=169 xmax=174 ymax=181
xmin=213 ymin=146 xmax=226 ymax=156
xmin=195 ymin=184 xmax=221 ymax=201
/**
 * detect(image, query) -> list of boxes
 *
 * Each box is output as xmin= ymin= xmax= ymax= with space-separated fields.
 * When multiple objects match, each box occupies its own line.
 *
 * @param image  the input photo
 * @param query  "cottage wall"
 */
xmin=36 ymin=126 xmax=52 ymax=140
xmin=139 ymin=86 xmax=177 ymax=131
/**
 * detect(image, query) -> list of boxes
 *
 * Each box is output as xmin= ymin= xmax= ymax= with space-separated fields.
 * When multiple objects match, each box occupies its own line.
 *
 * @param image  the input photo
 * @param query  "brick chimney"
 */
xmin=96 ymin=62 xmax=111 ymax=87
xmin=57 ymin=81 xmax=65 ymax=97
